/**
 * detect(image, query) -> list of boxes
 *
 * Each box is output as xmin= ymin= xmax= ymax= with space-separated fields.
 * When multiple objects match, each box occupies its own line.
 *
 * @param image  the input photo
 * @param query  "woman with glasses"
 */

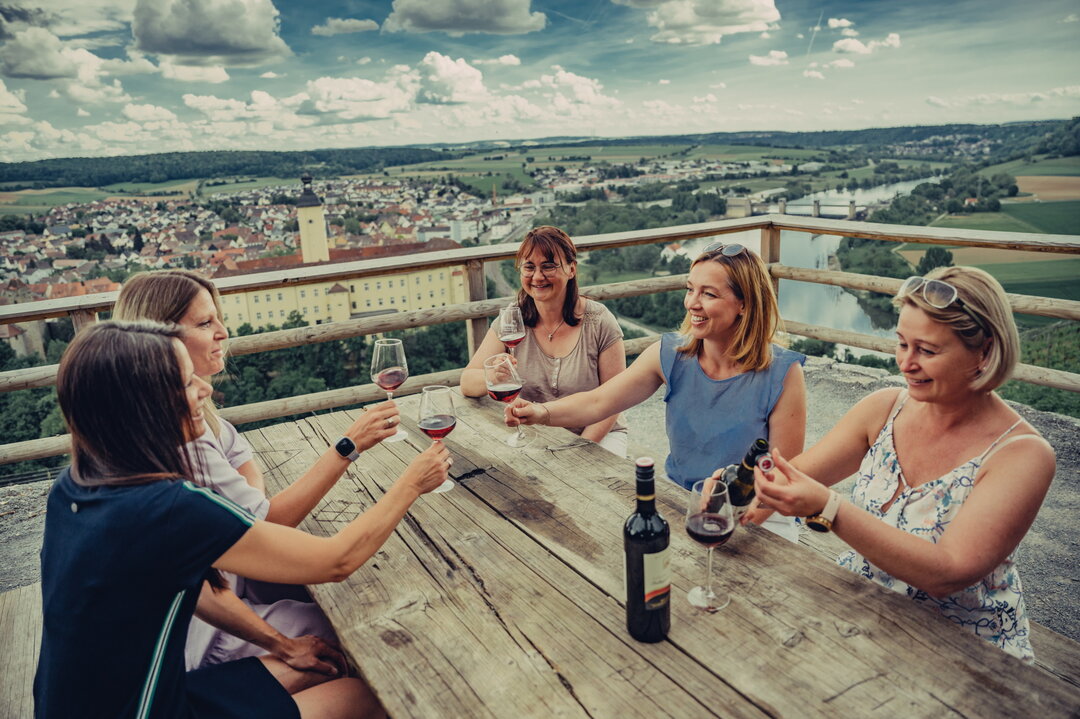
xmin=752 ymin=266 xmax=1055 ymax=662
xmin=461 ymin=225 xmax=629 ymax=456
xmin=506 ymin=240 xmax=807 ymax=541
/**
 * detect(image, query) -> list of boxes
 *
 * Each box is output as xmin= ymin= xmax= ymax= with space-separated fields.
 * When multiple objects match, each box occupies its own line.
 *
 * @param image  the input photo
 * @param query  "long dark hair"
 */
xmin=58 ymin=320 xmax=226 ymax=589
xmin=516 ymin=225 xmax=581 ymax=328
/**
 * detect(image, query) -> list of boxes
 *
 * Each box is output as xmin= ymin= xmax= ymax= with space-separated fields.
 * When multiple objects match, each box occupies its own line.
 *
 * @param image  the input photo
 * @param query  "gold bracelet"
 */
xmin=538 ymin=403 xmax=551 ymax=426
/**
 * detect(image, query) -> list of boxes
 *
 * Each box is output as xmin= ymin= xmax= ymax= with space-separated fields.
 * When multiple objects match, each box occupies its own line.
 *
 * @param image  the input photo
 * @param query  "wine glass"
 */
xmin=483 ymin=353 xmax=533 ymax=448
xmin=685 ymin=478 xmax=735 ymax=612
xmin=370 ymin=338 xmax=408 ymax=442
xmin=497 ymin=305 xmax=526 ymax=356
xmin=417 ymin=385 xmax=456 ymax=494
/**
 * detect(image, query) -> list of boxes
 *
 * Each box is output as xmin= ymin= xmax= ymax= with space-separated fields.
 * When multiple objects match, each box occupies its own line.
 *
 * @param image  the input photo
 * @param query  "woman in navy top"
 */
xmin=506 ymin=241 xmax=806 ymax=540
xmin=34 ymin=321 xmax=450 ymax=719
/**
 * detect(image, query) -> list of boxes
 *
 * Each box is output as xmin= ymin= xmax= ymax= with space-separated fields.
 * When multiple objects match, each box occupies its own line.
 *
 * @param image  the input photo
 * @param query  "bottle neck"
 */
xmin=635 ymin=479 xmax=656 ymax=514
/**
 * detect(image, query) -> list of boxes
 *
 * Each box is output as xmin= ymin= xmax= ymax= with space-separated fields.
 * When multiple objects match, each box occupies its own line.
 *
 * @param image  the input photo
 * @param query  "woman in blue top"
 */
xmin=507 ymin=241 xmax=806 ymax=540
xmin=35 ymin=321 xmax=450 ymax=719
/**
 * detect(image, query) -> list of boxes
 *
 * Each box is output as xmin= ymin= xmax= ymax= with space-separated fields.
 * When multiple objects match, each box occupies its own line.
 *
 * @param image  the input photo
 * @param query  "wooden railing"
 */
xmin=1 ymin=214 xmax=1078 ymax=466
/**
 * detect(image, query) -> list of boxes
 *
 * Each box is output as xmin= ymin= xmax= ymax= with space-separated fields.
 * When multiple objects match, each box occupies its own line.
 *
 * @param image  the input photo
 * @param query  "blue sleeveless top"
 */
xmin=659 ymin=333 xmax=805 ymax=489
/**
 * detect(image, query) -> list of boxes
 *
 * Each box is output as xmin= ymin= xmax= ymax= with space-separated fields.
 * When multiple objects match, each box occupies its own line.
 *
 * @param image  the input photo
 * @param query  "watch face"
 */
xmin=806 ymin=517 xmax=831 ymax=533
xmin=335 ymin=436 xmax=356 ymax=458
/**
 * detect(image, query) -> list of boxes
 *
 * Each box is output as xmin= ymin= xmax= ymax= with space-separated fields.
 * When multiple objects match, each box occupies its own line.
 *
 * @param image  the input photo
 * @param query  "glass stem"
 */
xmin=386 ymin=390 xmax=394 ymax=401
xmin=704 ymin=547 xmax=715 ymax=597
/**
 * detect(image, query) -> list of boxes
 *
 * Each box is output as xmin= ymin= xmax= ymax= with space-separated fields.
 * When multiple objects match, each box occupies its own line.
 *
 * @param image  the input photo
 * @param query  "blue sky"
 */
xmin=0 ymin=0 xmax=1077 ymax=162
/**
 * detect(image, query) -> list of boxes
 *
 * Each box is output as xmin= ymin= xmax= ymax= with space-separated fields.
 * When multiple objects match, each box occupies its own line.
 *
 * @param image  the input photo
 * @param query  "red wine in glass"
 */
xmin=375 ymin=367 xmax=407 ymax=392
xmin=418 ymin=414 xmax=456 ymax=440
xmin=499 ymin=331 xmax=526 ymax=350
xmin=487 ymin=382 xmax=523 ymax=403
xmin=685 ymin=513 xmax=734 ymax=548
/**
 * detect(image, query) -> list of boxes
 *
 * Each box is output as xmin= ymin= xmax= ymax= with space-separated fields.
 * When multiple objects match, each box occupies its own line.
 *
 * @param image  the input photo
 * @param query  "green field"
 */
xmin=0 ymin=188 xmax=110 ymax=215
xmin=1001 ymin=201 xmax=1080 ymax=234
xmin=929 ymin=212 xmax=1044 ymax=233
xmin=978 ymin=155 xmax=1080 ymax=178
xmin=202 ymin=176 xmax=298 ymax=194
xmin=100 ymin=178 xmax=199 ymax=194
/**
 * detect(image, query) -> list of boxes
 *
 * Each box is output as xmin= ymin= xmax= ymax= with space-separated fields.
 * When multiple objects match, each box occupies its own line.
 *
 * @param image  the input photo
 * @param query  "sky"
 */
xmin=0 ymin=0 xmax=1078 ymax=163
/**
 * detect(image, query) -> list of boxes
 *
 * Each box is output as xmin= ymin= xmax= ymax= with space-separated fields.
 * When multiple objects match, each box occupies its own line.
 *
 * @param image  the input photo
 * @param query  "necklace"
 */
xmin=543 ymin=318 xmax=565 ymax=341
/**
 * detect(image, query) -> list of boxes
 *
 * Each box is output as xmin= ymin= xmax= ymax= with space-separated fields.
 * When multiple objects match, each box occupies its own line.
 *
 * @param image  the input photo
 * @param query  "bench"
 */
xmin=0 ymin=583 xmax=41 ymax=719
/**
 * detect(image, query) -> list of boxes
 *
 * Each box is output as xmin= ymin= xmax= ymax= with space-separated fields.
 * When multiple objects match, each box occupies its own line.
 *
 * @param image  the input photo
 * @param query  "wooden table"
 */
xmin=244 ymin=390 xmax=1080 ymax=718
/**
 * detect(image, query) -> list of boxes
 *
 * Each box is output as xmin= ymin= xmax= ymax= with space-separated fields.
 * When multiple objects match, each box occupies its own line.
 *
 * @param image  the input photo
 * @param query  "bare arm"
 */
xmin=579 ymin=339 xmax=627 ymax=444
xmin=506 ymin=341 xmax=665 ymax=430
xmin=757 ymin=437 xmax=1055 ymax=598
xmin=460 ymin=325 xmax=507 ymax=397
xmin=216 ymin=442 xmax=450 ymax=584
xmin=235 ymin=459 xmax=265 ymax=493
xmin=264 ymin=401 xmax=402 ymax=527
xmin=194 ymin=583 xmax=346 ymax=677
xmin=765 ymin=362 xmax=806 ymax=460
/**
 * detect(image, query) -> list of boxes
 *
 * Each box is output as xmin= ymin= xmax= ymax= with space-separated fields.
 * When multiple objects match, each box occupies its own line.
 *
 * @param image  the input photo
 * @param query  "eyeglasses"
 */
xmin=898 ymin=276 xmax=990 ymax=336
xmin=700 ymin=242 xmax=747 ymax=258
xmin=519 ymin=262 xmax=562 ymax=277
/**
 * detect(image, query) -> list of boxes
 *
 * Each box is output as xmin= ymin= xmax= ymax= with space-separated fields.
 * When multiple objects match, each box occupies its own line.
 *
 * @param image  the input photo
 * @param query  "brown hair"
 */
xmin=677 ymin=245 xmax=782 ymax=371
xmin=516 ymin=226 xmax=581 ymax=328
xmin=893 ymin=265 xmax=1018 ymax=392
xmin=115 ymin=270 xmax=224 ymax=435
xmin=58 ymin=320 xmax=227 ymax=590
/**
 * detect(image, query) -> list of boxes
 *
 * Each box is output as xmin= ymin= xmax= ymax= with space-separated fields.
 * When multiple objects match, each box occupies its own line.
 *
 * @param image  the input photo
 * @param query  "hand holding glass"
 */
xmin=685 ymin=478 xmax=735 ymax=611
xmin=370 ymin=338 xmax=408 ymax=442
xmin=483 ymin=353 xmax=533 ymax=448
xmin=417 ymin=385 xmax=456 ymax=494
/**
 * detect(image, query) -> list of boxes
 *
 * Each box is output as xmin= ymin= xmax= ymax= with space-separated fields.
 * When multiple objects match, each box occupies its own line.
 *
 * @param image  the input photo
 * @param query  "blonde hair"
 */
xmin=114 ymin=270 xmax=225 ymax=435
xmin=677 ymin=246 xmax=782 ymax=371
xmin=893 ymin=265 xmax=1018 ymax=392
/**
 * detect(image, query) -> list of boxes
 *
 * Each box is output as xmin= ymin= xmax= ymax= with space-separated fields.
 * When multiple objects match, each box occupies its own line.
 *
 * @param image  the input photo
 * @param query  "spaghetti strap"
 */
xmin=886 ymin=389 xmax=908 ymax=422
xmin=980 ymin=430 xmax=1049 ymax=464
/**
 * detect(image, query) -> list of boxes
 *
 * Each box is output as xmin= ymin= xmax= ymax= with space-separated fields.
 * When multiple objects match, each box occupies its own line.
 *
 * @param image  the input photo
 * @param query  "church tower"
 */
xmin=296 ymin=173 xmax=330 ymax=264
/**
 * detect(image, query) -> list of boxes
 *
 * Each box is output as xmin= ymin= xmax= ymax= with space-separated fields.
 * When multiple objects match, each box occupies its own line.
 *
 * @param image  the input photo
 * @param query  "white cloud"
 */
xmin=0 ymin=27 xmax=79 ymax=79
xmin=358 ymin=57 xmax=372 ymax=65
xmin=1064 ymin=14 xmax=1078 ymax=22
xmin=416 ymin=52 xmax=488 ymax=104
xmin=803 ymin=70 xmax=824 ymax=80
xmin=827 ymin=18 xmax=853 ymax=29
xmin=616 ymin=0 xmax=781 ymax=45
xmin=19 ymin=0 xmax=136 ymax=38
xmin=925 ymin=86 xmax=1080 ymax=109
xmin=710 ymin=82 xmax=726 ymax=89
xmin=833 ymin=33 xmax=900 ymax=55
xmin=384 ymin=0 xmax=546 ymax=36
xmin=132 ymin=0 xmax=291 ymax=66
xmin=692 ymin=93 xmax=718 ymax=103
xmin=474 ymin=55 xmax=522 ymax=66
xmin=749 ymin=50 xmax=788 ymax=66
xmin=0 ymin=78 xmax=29 ymax=125
xmin=311 ymin=18 xmax=379 ymax=36
xmin=122 ymin=102 xmax=177 ymax=121
xmin=827 ymin=58 xmax=855 ymax=69
xmin=760 ymin=31 xmax=770 ymax=38
xmin=261 ymin=71 xmax=281 ymax=78
xmin=538 ymin=66 xmax=620 ymax=109
xmin=659 ymin=79 xmax=670 ymax=84
xmin=926 ymin=96 xmax=949 ymax=107
xmin=77 ymin=107 xmax=90 ymax=117
xmin=161 ymin=61 xmax=230 ymax=83
xmin=796 ymin=33 xmax=804 ymax=39
xmin=301 ymin=71 xmax=418 ymax=120
xmin=841 ymin=28 xmax=858 ymax=37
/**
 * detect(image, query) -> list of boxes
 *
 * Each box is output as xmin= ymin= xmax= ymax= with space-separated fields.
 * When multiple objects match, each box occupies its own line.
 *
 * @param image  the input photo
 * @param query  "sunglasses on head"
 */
xmin=898 ymin=276 xmax=990 ymax=336
xmin=700 ymin=241 xmax=747 ymax=258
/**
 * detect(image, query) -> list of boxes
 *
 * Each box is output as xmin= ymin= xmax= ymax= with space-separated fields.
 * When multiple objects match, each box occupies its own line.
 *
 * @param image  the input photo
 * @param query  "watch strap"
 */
xmin=806 ymin=490 xmax=841 ymax=533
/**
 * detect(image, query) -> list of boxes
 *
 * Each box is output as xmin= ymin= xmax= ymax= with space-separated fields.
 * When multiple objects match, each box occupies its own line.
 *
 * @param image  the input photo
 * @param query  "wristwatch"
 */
xmin=334 ymin=436 xmax=361 ymax=462
xmin=805 ymin=490 xmax=841 ymax=533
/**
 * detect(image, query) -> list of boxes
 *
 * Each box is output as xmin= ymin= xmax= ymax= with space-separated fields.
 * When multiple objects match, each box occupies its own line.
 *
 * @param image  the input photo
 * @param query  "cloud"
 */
xmin=692 ymin=93 xmax=717 ymax=103
xmin=1064 ymin=14 xmax=1078 ymax=22
xmin=474 ymin=54 xmax=521 ymax=66
xmin=357 ymin=57 xmax=372 ymax=65
xmin=538 ymin=65 xmax=620 ymax=108
xmin=926 ymin=96 xmax=949 ymax=107
xmin=161 ymin=61 xmax=229 ymax=83
xmin=624 ymin=0 xmax=781 ymax=45
xmin=261 ymin=71 xmax=280 ymax=78
xmin=803 ymin=69 xmax=824 ymax=80
xmin=710 ymin=82 xmax=726 ymax=89
xmin=132 ymin=0 xmax=291 ymax=66
xmin=827 ymin=58 xmax=855 ymax=69
xmin=841 ymin=28 xmax=858 ymax=37
xmin=0 ymin=77 xmax=29 ymax=124
xmin=76 ymin=107 xmax=90 ymax=116
xmin=0 ymin=3 xmax=50 ymax=40
xmin=301 ymin=70 xmax=419 ymax=120
xmin=383 ymin=0 xmax=546 ymax=36
xmin=833 ymin=33 xmax=900 ymax=55
xmin=658 ymin=78 xmax=670 ymax=84
xmin=416 ymin=52 xmax=488 ymax=104
xmin=827 ymin=18 xmax=853 ymax=29
xmin=122 ymin=102 xmax=177 ymax=121
xmin=21 ymin=0 xmax=136 ymax=37
xmin=311 ymin=18 xmax=379 ymax=36
xmin=749 ymin=50 xmax=788 ymax=66
xmin=924 ymin=86 xmax=1080 ymax=109
xmin=0 ymin=27 xmax=79 ymax=79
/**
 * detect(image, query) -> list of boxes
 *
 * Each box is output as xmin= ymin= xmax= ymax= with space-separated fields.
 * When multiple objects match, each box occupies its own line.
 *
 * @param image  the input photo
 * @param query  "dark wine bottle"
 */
xmin=624 ymin=457 xmax=671 ymax=643
xmin=723 ymin=438 xmax=770 ymax=522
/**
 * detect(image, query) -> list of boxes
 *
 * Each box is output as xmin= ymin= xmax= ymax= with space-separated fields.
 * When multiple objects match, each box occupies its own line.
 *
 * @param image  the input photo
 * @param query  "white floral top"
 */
xmin=837 ymin=391 xmax=1036 ymax=662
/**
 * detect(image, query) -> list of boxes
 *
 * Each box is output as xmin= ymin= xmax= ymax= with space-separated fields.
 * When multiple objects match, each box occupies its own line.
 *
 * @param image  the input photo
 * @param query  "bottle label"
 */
xmin=642 ymin=548 xmax=671 ymax=608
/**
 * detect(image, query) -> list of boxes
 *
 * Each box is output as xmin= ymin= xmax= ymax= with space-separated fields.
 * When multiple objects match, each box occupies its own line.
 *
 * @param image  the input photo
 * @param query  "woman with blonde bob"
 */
xmin=507 ymin=240 xmax=806 ymax=540
xmin=35 ymin=321 xmax=449 ymax=718
xmin=115 ymin=270 xmax=404 ymax=678
xmin=752 ymin=266 xmax=1055 ymax=661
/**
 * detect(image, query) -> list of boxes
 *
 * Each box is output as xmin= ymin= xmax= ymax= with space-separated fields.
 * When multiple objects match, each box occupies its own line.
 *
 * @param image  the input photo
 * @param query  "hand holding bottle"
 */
xmin=752 ymin=449 xmax=831 ymax=519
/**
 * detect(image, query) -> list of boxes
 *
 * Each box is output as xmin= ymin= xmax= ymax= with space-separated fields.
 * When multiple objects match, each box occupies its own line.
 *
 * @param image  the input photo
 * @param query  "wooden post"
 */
xmin=848 ymin=200 xmax=856 ymax=220
xmin=760 ymin=223 xmax=781 ymax=297
xmin=70 ymin=309 xmax=98 ymax=333
xmin=464 ymin=259 xmax=488 ymax=356
xmin=812 ymin=199 xmax=821 ymax=218
xmin=778 ymin=198 xmax=787 ymax=215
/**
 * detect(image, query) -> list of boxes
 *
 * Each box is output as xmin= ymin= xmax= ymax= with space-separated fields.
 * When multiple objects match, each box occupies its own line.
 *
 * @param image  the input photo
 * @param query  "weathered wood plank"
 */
xmin=0 ymin=583 xmax=42 ymax=719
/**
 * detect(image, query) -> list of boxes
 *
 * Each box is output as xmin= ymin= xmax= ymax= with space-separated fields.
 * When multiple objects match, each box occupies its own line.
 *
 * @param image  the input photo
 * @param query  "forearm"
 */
xmin=265 ymin=449 xmax=349 ymax=527
xmin=195 ymin=583 xmax=288 ymax=655
xmin=324 ymin=481 xmax=422 ymax=580
xmin=460 ymin=367 xmax=487 ymax=397
xmin=579 ymin=414 xmax=619 ymax=444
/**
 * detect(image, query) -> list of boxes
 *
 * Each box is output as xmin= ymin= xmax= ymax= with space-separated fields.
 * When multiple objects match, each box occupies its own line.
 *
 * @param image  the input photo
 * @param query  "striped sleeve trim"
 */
xmin=181 ymin=481 xmax=256 ymax=526
xmin=136 ymin=590 xmax=185 ymax=719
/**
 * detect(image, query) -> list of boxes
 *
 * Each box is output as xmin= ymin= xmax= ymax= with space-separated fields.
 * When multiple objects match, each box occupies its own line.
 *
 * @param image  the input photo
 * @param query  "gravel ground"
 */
xmin=3 ymin=357 xmax=1077 ymax=642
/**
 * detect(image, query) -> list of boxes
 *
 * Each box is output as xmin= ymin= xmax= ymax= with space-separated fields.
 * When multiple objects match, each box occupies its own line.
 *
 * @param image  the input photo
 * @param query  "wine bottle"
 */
xmin=723 ymin=438 xmax=770 ymax=522
xmin=624 ymin=457 xmax=671 ymax=643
